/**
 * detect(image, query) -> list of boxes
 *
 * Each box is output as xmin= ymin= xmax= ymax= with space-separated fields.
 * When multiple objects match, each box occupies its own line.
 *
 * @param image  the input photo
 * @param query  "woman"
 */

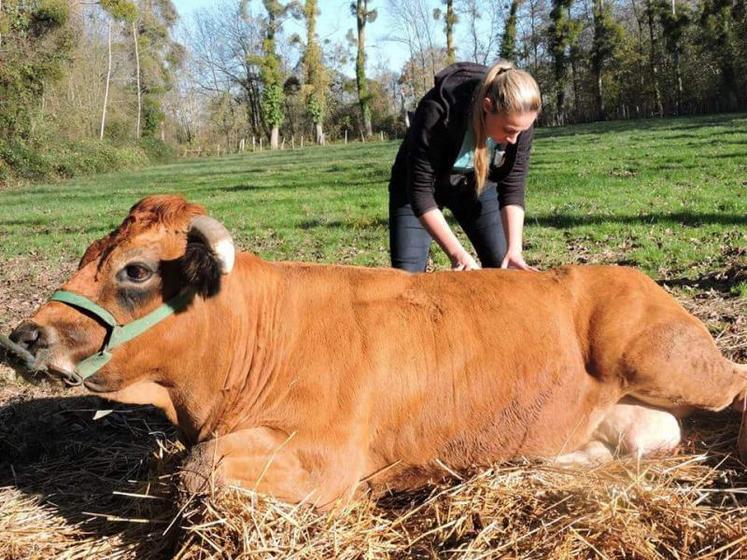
xmin=388 ymin=61 xmax=541 ymax=272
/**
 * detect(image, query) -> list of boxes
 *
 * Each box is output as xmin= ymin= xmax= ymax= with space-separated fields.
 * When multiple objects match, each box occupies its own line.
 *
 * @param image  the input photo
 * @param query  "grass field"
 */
xmin=0 ymin=113 xmax=746 ymax=559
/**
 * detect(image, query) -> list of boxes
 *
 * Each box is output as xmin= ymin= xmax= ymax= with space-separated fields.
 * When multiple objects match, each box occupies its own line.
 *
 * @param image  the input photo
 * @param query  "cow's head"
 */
xmin=6 ymin=195 xmax=235 ymax=394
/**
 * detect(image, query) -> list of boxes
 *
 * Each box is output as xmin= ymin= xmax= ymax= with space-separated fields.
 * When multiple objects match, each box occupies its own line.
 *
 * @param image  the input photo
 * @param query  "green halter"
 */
xmin=48 ymin=289 xmax=193 ymax=385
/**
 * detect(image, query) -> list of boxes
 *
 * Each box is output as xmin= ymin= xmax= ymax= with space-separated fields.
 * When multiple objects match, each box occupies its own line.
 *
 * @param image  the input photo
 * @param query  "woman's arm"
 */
xmin=419 ymin=209 xmax=480 ymax=270
xmin=500 ymin=205 xmax=537 ymax=271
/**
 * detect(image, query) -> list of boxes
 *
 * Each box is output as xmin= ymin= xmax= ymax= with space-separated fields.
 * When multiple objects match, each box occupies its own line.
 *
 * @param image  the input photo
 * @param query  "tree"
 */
xmin=458 ymin=0 xmax=502 ymax=64
xmin=0 ymin=0 xmax=73 ymax=143
xmin=699 ymin=0 xmax=740 ymax=111
xmin=133 ymin=0 xmax=183 ymax=138
xmin=433 ymin=0 xmax=457 ymax=64
xmin=99 ymin=1 xmax=138 ymax=140
xmin=658 ymin=0 xmax=689 ymax=114
xmin=500 ymin=0 xmax=523 ymax=61
xmin=548 ymin=0 xmax=574 ymax=123
xmin=255 ymin=0 xmax=299 ymax=148
xmin=389 ymin=0 xmax=443 ymax=102
xmin=645 ymin=0 xmax=664 ymax=115
xmin=590 ymin=0 xmax=623 ymax=119
xmin=351 ymin=0 xmax=376 ymax=137
xmin=303 ymin=0 xmax=328 ymax=144
xmin=187 ymin=0 xmax=265 ymax=138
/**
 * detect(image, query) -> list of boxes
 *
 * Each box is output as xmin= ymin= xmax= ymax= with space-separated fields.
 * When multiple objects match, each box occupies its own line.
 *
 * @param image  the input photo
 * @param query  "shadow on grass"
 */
xmin=531 ymin=212 xmax=747 ymax=229
xmin=220 ymin=179 xmax=384 ymax=193
xmin=0 ymin=394 xmax=183 ymax=559
xmin=659 ymin=262 xmax=746 ymax=294
xmin=297 ymin=217 xmax=389 ymax=230
xmin=535 ymin=113 xmax=746 ymax=139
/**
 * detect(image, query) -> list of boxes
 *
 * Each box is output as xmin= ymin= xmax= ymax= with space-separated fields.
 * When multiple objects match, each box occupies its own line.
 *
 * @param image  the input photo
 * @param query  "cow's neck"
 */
xmin=170 ymin=254 xmax=289 ymax=443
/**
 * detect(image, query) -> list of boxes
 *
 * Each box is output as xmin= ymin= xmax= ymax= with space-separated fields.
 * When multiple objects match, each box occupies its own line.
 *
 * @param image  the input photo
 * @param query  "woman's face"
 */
xmin=482 ymin=98 xmax=537 ymax=145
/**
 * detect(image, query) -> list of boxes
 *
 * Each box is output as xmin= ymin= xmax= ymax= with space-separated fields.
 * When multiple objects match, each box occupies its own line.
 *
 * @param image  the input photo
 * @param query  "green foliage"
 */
xmin=0 ymin=0 xmax=73 ymax=141
xmin=0 ymin=138 xmax=157 ymax=184
xmin=133 ymin=0 xmax=182 ymax=136
xmin=548 ymin=0 xmax=580 ymax=118
xmin=48 ymin=140 xmax=149 ymax=178
xmin=138 ymin=138 xmax=176 ymax=162
xmin=500 ymin=0 xmax=522 ymax=61
xmin=352 ymin=0 xmax=374 ymax=136
xmin=698 ymin=0 xmax=741 ymax=107
xmin=31 ymin=0 xmax=68 ymax=29
xmin=0 ymin=140 xmax=53 ymax=181
xmin=99 ymin=0 xmax=138 ymax=22
xmin=303 ymin=0 xmax=328 ymax=127
xmin=262 ymin=83 xmax=285 ymax=128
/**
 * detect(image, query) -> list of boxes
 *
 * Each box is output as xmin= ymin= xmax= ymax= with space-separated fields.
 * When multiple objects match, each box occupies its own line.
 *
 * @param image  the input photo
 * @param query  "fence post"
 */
xmin=252 ymin=136 xmax=256 ymax=152
xmin=344 ymin=130 xmax=348 ymax=145
xmin=259 ymin=138 xmax=263 ymax=151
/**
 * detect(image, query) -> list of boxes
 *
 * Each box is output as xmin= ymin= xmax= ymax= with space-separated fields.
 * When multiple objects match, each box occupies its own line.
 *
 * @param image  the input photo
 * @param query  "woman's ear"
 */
xmin=482 ymin=97 xmax=494 ymax=113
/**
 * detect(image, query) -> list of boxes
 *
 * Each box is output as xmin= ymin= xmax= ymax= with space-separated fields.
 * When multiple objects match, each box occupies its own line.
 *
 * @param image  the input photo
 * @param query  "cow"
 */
xmin=4 ymin=195 xmax=747 ymax=507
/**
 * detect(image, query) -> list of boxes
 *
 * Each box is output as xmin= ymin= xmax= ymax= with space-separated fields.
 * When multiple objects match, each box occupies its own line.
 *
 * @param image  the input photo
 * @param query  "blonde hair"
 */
xmin=472 ymin=61 xmax=542 ymax=193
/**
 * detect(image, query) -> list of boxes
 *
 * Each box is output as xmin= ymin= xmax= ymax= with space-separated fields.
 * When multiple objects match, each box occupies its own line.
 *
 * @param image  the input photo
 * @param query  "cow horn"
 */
xmin=188 ymin=215 xmax=235 ymax=274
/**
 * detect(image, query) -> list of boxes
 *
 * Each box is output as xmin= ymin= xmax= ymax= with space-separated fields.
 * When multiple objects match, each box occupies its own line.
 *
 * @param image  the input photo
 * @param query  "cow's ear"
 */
xmin=182 ymin=216 xmax=235 ymax=298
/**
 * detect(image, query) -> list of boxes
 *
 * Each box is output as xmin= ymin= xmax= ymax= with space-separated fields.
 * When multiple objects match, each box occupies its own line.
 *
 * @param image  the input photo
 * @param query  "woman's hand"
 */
xmin=451 ymin=250 xmax=481 ymax=271
xmin=500 ymin=249 xmax=538 ymax=271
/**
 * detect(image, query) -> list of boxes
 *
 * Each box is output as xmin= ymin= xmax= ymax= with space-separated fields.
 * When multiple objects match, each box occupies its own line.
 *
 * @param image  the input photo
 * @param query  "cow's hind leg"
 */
xmin=553 ymin=400 xmax=681 ymax=467
xmin=622 ymin=318 xmax=747 ymax=413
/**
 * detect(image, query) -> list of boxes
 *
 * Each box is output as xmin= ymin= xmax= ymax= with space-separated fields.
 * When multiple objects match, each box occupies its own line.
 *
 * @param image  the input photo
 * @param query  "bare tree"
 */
xmin=133 ymin=20 xmax=142 ymax=138
xmin=186 ymin=0 xmax=264 ymax=137
xmin=457 ymin=0 xmax=502 ymax=65
xmin=100 ymin=19 xmax=112 ymax=140
xmin=388 ymin=0 xmax=443 ymax=101
xmin=433 ymin=0 xmax=457 ymax=65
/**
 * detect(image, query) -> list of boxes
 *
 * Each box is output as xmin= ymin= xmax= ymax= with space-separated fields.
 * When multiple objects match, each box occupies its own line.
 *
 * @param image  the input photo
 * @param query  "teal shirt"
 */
xmin=452 ymin=125 xmax=504 ymax=173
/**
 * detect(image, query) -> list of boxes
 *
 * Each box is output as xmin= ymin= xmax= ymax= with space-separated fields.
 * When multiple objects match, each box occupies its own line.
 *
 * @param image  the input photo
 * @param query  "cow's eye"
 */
xmin=124 ymin=264 xmax=153 ymax=283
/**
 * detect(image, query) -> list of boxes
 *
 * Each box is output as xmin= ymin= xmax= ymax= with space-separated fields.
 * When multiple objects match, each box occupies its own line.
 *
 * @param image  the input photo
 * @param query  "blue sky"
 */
xmin=172 ymin=0 xmax=423 ymax=73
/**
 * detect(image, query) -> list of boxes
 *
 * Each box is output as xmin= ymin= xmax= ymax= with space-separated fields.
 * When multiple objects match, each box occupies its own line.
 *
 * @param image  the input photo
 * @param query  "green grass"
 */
xmin=0 ymin=113 xmax=745 ymax=279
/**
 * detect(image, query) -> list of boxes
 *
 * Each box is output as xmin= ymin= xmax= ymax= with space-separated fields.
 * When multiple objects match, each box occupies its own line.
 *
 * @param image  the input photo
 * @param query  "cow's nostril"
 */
xmin=9 ymin=322 xmax=48 ymax=353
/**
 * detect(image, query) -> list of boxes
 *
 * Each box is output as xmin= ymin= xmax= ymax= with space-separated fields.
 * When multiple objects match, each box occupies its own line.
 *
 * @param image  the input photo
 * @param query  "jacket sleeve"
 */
xmin=406 ymin=98 xmax=446 ymax=217
xmin=491 ymin=125 xmax=534 ymax=209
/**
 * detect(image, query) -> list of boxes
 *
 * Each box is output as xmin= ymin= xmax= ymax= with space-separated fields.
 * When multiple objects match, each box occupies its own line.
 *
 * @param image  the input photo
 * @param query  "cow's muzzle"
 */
xmin=1 ymin=322 xmax=84 ymax=386
xmin=3 ymin=321 xmax=50 ymax=371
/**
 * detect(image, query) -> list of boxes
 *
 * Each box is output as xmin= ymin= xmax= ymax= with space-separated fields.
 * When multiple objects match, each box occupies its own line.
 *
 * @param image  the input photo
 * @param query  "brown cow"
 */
xmin=5 ymin=195 xmax=747 ymax=506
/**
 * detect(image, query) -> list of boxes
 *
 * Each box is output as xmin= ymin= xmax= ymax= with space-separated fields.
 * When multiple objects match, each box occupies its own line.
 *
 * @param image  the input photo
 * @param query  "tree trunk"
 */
xmin=100 ymin=20 xmax=112 ymax=140
xmin=671 ymin=0 xmax=683 ymax=114
xmin=445 ymin=0 xmax=456 ymax=64
xmin=132 ymin=21 xmax=142 ymax=139
xmin=646 ymin=0 xmax=663 ymax=116
xmin=315 ymin=122 xmax=324 ymax=145
xmin=271 ymin=126 xmax=280 ymax=150
xmin=355 ymin=0 xmax=372 ymax=137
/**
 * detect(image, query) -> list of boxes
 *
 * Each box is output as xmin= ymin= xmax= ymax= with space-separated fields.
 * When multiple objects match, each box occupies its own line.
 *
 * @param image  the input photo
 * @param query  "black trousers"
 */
xmin=389 ymin=180 xmax=507 ymax=272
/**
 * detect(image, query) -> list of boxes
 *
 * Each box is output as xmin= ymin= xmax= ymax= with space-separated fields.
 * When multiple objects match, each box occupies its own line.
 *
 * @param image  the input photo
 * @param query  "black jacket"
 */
xmin=388 ymin=62 xmax=534 ymax=217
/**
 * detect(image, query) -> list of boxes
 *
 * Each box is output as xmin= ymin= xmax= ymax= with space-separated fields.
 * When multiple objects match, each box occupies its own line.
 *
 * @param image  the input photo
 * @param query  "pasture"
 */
xmin=0 ymin=113 xmax=746 ymax=558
